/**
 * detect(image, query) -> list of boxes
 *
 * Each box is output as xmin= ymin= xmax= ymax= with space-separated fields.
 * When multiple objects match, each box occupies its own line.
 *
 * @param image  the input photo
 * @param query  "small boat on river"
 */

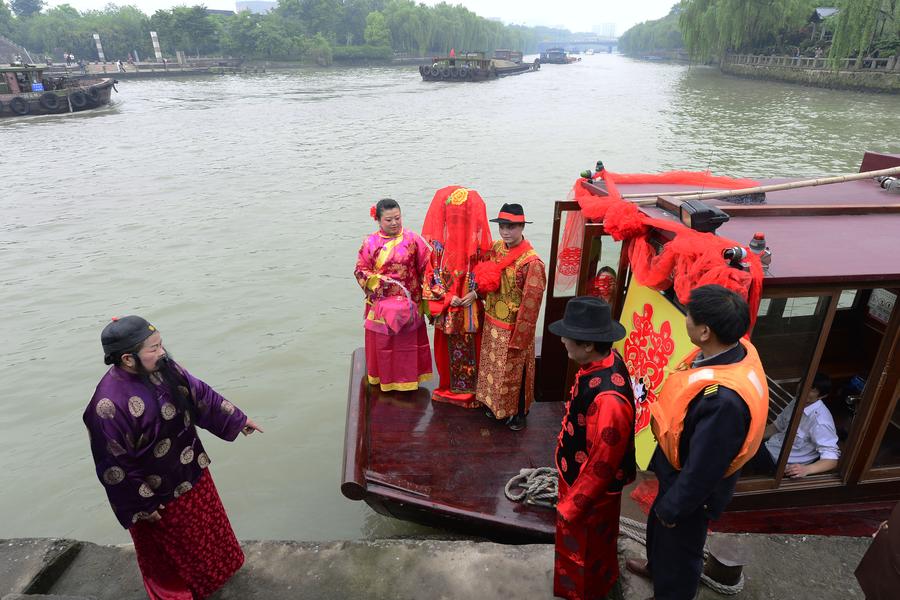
xmin=419 ymin=52 xmax=539 ymax=82
xmin=342 ymin=151 xmax=900 ymax=543
xmin=1 ymin=64 xmax=116 ymax=118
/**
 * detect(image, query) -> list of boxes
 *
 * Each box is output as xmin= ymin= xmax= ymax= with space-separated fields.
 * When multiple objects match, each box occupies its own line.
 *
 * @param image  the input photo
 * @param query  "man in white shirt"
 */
xmin=751 ymin=373 xmax=840 ymax=478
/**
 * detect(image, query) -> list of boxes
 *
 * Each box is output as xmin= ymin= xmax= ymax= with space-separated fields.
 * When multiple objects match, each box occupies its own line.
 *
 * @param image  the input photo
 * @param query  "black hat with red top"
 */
xmin=489 ymin=203 xmax=532 ymax=224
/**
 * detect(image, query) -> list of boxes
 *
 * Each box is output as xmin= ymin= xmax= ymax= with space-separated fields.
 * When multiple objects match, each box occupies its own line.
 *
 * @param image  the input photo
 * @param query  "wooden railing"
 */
xmin=725 ymin=53 xmax=900 ymax=72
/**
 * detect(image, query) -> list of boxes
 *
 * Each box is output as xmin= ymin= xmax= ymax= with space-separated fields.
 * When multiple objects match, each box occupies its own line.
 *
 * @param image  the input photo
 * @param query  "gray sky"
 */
xmin=44 ymin=1 xmax=677 ymax=36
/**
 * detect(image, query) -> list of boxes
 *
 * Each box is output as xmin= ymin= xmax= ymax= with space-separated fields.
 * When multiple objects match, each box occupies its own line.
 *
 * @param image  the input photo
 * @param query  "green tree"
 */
xmin=11 ymin=0 xmax=42 ymax=18
xmin=829 ymin=0 xmax=900 ymax=66
xmin=1 ymin=0 xmax=14 ymax=36
xmin=300 ymin=0 xmax=340 ymax=37
xmin=620 ymin=5 xmax=683 ymax=55
xmin=364 ymin=10 xmax=389 ymax=47
xmin=150 ymin=6 xmax=216 ymax=57
xmin=679 ymin=0 xmax=817 ymax=61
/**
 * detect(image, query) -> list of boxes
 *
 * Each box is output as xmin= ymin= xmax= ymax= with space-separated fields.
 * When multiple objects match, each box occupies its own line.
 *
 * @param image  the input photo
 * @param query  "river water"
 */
xmin=1 ymin=54 xmax=899 ymax=544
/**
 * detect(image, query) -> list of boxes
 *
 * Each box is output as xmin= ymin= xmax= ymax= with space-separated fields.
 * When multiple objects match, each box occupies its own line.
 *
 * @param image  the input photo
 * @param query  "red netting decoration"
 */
xmin=570 ymin=168 xmax=765 ymax=324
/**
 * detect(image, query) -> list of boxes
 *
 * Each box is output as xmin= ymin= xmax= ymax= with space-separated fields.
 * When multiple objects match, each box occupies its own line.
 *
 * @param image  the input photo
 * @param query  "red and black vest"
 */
xmin=556 ymin=351 xmax=636 ymax=492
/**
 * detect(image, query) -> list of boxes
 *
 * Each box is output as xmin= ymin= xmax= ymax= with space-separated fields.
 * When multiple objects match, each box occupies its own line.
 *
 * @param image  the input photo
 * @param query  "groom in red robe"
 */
xmin=550 ymin=296 xmax=636 ymax=600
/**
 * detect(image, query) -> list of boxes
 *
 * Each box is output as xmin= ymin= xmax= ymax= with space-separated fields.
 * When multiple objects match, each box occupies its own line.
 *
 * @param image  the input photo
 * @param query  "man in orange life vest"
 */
xmin=626 ymin=284 xmax=768 ymax=600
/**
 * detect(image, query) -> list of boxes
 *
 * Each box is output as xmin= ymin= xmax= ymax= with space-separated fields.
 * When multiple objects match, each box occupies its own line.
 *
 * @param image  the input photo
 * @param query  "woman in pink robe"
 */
xmin=354 ymin=198 xmax=433 ymax=392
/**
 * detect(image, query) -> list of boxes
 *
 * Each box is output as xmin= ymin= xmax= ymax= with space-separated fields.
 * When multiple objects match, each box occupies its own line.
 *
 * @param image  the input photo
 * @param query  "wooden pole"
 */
xmin=620 ymin=166 xmax=900 ymax=201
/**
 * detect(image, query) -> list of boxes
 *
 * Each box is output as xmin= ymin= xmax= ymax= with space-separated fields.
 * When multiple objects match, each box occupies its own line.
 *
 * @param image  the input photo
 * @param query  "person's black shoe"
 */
xmin=484 ymin=407 xmax=500 ymax=420
xmin=507 ymin=414 xmax=527 ymax=431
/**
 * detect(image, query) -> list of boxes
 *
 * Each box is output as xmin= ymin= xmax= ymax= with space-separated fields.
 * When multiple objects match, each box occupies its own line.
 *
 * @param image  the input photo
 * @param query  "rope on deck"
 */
xmin=503 ymin=467 xmax=558 ymax=508
xmin=505 ymin=469 xmax=744 ymax=595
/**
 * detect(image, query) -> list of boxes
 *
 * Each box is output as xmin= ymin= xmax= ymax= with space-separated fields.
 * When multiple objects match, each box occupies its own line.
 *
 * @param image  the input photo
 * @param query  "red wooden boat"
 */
xmin=342 ymin=151 xmax=900 ymax=542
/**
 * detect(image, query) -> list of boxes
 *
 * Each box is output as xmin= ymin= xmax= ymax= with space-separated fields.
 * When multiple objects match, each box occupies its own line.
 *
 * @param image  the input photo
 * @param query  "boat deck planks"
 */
xmin=354 ymin=348 xmax=564 ymax=541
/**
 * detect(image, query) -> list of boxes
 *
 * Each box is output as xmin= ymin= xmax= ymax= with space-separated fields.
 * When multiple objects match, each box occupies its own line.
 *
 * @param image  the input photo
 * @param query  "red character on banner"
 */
xmin=622 ymin=302 xmax=675 ymax=433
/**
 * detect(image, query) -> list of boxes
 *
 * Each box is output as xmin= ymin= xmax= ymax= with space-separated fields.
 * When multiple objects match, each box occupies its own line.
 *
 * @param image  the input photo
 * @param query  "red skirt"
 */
xmin=130 ymin=470 xmax=244 ymax=599
xmin=554 ymin=479 xmax=622 ymax=600
xmin=431 ymin=328 xmax=481 ymax=407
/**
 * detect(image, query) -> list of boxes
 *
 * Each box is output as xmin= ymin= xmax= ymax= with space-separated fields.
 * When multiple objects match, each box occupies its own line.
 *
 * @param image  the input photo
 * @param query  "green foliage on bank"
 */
xmin=619 ymin=4 xmax=683 ymax=55
xmin=829 ymin=0 xmax=900 ymax=65
xmin=0 ymin=0 xmax=561 ymax=64
xmin=679 ymin=0 xmax=818 ymax=61
xmin=332 ymin=44 xmax=391 ymax=60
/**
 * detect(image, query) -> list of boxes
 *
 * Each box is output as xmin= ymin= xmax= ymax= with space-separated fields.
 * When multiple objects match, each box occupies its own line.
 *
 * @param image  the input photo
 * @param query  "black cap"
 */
xmin=548 ymin=296 xmax=626 ymax=343
xmin=101 ymin=315 xmax=157 ymax=356
xmin=489 ymin=203 xmax=532 ymax=224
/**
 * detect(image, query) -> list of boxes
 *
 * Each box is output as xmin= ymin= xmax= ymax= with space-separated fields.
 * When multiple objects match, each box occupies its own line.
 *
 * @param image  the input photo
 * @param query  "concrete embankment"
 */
xmin=1 ymin=533 xmax=871 ymax=599
xmin=720 ymin=62 xmax=900 ymax=94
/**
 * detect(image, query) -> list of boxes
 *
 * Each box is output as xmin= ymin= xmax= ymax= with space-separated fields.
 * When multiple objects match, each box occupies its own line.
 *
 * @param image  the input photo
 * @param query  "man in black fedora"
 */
xmin=474 ymin=203 xmax=546 ymax=430
xmin=549 ymin=296 xmax=636 ymax=600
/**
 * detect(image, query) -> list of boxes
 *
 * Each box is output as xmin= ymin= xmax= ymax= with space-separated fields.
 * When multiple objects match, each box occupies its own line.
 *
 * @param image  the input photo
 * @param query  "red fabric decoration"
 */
xmin=603 ymin=201 xmax=647 ymax=241
xmin=370 ymin=205 xmax=377 ymax=220
xmin=600 ymin=170 xmax=759 ymax=189
xmin=421 ymin=186 xmax=492 ymax=277
xmin=630 ymin=478 xmax=659 ymax=515
xmin=570 ymin=168 xmax=765 ymax=325
xmin=473 ymin=240 xmax=534 ymax=294
xmin=472 ymin=261 xmax=502 ymax=294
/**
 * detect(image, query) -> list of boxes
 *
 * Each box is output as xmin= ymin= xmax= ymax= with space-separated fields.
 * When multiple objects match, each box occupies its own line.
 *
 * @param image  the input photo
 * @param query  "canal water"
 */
xmin=1 ymin=54 xmax=899 ymax=544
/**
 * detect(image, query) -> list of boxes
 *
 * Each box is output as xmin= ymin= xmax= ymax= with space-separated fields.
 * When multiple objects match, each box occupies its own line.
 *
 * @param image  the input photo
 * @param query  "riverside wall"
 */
xmin=721 ymin=55 xmax=900 ymax=94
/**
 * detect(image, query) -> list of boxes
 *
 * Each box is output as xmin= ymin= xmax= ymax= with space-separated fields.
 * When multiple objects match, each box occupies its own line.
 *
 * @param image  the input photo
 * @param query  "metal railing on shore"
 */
xmin=724 ymin=53 xmax=900 ymax=72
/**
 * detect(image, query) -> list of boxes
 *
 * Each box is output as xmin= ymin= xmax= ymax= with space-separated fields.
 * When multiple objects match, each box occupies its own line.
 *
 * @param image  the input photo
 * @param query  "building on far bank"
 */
xmin=592 ymin=23 xmax=616 ymax=38
xmin=236 ymin=1 xmax=276 ymax=14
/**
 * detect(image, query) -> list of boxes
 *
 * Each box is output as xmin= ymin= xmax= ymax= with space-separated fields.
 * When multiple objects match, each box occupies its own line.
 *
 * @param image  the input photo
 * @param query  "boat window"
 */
xmin=871 ymin=398 xmax=900 ymax=468
xmin=553 ymin=209 xmax=584 ymax=298
xmin=849 ymin=288 xmax=899 ymax=472
xmin=552 ymin=209 xmax=622 ymax=303
xmin=757 ymin=298 xmax=771 ymax=317
xmin=740 ymin=294 xmax=832 ymax=482
xmin=837 ymin=290 xmax=858 ymax=310
xmin=582 ymin=228 xmax=622 ymax=306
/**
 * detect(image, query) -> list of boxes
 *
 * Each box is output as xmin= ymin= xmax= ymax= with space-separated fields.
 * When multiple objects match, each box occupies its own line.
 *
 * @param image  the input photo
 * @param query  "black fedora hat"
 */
xmin=548 ymin=296 xmax=626 ymax=343
xmin=489 ymin=203 xmax=533 ymax=224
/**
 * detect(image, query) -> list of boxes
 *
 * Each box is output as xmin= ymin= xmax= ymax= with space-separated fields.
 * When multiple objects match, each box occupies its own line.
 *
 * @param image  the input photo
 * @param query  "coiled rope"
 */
xmin=505 ymin=468 xmax=744 ymax=595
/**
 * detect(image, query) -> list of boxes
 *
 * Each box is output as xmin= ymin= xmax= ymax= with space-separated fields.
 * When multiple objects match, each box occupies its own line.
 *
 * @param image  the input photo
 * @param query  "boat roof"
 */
xmin=609 ymin=154 xmax=900 ymax=286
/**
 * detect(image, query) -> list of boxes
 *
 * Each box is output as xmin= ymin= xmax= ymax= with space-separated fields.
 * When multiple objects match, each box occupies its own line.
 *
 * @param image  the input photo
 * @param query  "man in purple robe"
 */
xmin=84 ymin=315 xmax=262 ymax=599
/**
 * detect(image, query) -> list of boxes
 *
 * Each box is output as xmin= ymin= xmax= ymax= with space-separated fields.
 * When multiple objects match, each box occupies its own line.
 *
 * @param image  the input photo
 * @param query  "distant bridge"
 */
xmin=537 ymin=38 xmax=618 ymax=53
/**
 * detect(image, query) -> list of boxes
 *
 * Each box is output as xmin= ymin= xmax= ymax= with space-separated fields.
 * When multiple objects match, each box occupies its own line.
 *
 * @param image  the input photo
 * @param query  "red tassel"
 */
xmin=473 ymin=261 xmax=502 ymax=294
xmin=370 ymin=205 xmax=377 ymax=220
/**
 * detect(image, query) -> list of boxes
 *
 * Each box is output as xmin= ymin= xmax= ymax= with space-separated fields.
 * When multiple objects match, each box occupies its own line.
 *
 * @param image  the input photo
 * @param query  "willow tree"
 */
xmin=680 ymin=0 xmax=816 ymax=61
xmin=828 ymin=0 xmax=899 ymax=67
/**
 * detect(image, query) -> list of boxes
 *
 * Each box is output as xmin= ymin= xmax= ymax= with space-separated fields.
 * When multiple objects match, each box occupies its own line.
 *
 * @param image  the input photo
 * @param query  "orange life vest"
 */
xmin=649 ymin=338 xmax=769 ymax=477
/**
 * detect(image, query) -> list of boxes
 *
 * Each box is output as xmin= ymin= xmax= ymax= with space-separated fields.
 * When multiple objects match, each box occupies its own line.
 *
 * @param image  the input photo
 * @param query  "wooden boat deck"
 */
xmin=343 ymin=348 xmax=564 ymax=543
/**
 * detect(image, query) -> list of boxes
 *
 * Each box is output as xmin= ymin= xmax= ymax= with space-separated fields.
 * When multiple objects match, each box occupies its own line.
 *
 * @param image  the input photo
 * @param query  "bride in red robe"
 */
xmin=421 ymin=186 xmax=493 ymax=406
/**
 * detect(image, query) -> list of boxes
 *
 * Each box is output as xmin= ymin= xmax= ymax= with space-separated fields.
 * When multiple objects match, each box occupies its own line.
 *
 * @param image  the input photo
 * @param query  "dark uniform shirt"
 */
xmin=650 ymin=343 xmax=751 ymax=524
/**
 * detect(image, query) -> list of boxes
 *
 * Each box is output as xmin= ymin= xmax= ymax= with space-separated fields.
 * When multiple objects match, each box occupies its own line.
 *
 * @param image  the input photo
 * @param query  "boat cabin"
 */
xmin=540 ymin=48 xmax=569 ymax=63
xmin=1 ymin=65 xmax=47 ymax=94
xmin=493 ymin=49 xmax=523 ymax=64
xmin=541 ymin=150 xmax=900 ymax=531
